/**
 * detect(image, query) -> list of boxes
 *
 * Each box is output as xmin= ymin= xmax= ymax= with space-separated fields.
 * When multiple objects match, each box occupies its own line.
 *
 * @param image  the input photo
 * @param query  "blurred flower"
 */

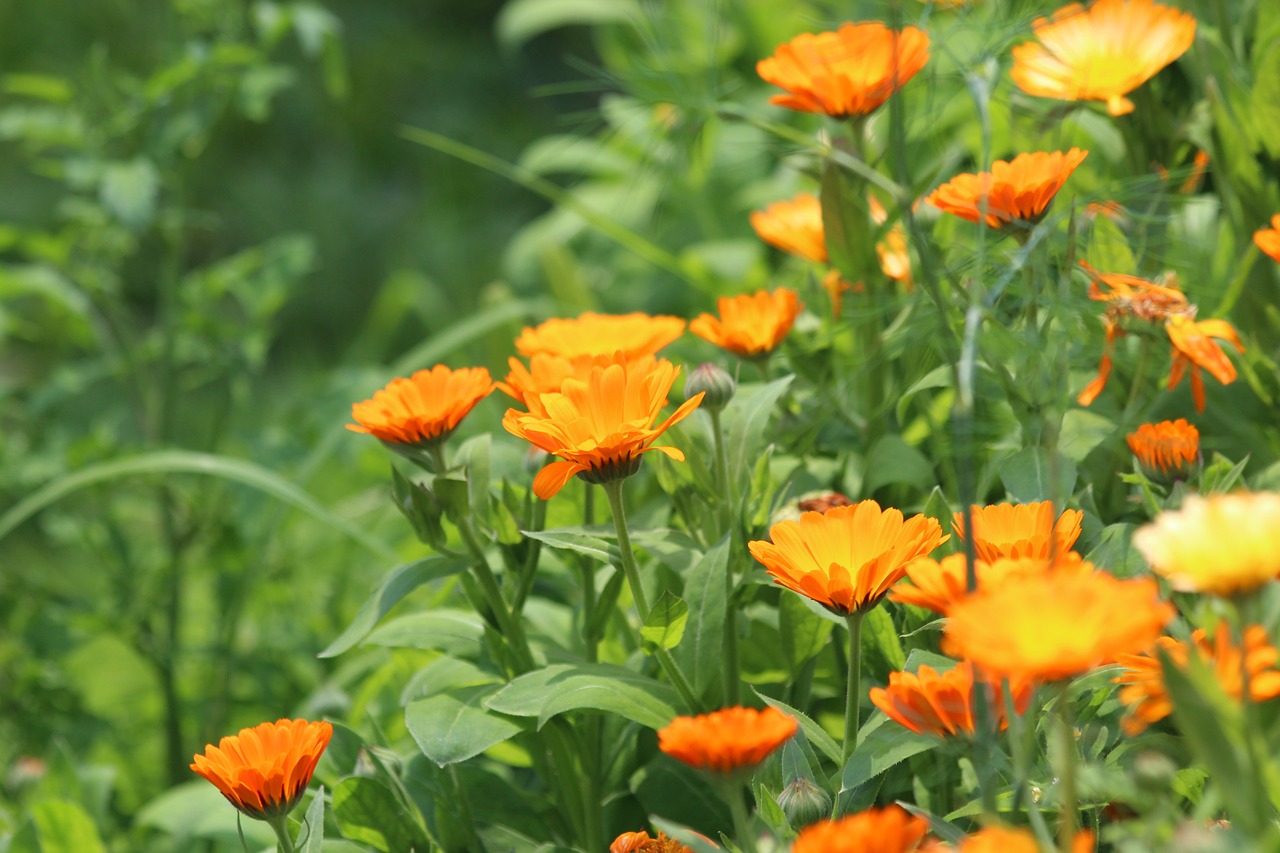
xmin=1133 ymin=492 xmax=1280 ymax=596
xmin=796 ymin=491 xmax=854 ymax=513
xmin=926 ymin=149 xmax=1088 ymax=230
xmin=943 ymin=571 xmax=1173 ymax=681
xmin=1166 ymin=315 xmax=1244 ymax=413
xmin=499 ymin=352 xmax=654 ymax=408
xmin=869 ymin=661 xmax=1034 ymax=738
xmin=657 ymin=706 xmax=797 ymax=773
xmin=610 ymin=830 xmax=697 ymax=853
xmin=190 ymin=719 xmax=333 ymax=821
xmin=749 ymin=500 xmax=946 ymax=616
xmin=1256 ymin=214 xmax=1280 ymax=263
xmin=952 ymin=501 xmax=1083 ymax=563
xmin=684 ymin=362 xmax=735 ymax=412
xmin=823 ymin=269 xmax=855 ymax=317
xmin=776 ymin=775 xmax=833 ymax=829
xmin=751 ymin=193 xmax=827 ymax=263
xmin=1010 ymin=0 xmax=1195 ymax=116
xmin=758 ymin=23 xmax=931 ymax=118
xmin=1085 ymin=200 xmax=1128 ymax=223
xmin=893 ymin=551 xmax=1093 ymax=614
xmin=690 ymin=289 xmax=802 ymax=357
xmin=1127 ymin=419 xmax=1199 ymax=482
xmin=348 ymin=365 xmax=494 ymax=446
xmin=502 ymin=356 xmax=702 ymax=499
xmin=953 ymin=826 xmax=1093 ymax=852
xmin=513 ymin=312 xmax=685 ymax=361
xmin=792 ymin=806 xmax=930 ymax=853
xmin=1115 ymin=624 xmax=1280 ymax=734
xmin=870 ymin=196 xmax=914 ymax=289
xmin=1178 ymin=150 xmax=1210 ymax=194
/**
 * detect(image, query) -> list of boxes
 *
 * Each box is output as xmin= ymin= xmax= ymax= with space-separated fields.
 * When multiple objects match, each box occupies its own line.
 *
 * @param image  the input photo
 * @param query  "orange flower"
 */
xmin=348 ymin=365 xmax=494 ymax=446
xmin=892 ymin=551 xmax=1093 ymax=614
xmin=757 ymin=23 xmax=930 ymax=118
xmin=792 ymin=806 xmax=930 ymax=853
xmin=1133 ymin=492 xmax=1280 ymax=596
xmin=498 ymin=352 xmax=654 ymax=408
xmin=1010 ymin=0 xmax=1196 ymax=116
xmin=943 ymin=571 xmax=1173 ymax=681
xmin=1115 ymin=624 xmax=1280 ymax=734
xmin=748 ymin=500 xmax=947 ymax=616
xmin=1127 ymin=419 xmax=1199 ymax=481
xmin=926 ymin=149 xmax=1087 ymax=230
xmin=870 ymin=662 xmax=1034 ymax=738
xmin=657 ymin=706 xmax=797 ymax=773
xmin=823 ymin=269 xmax=855 ymax=317
xmin=689 ymin=289 xmax=803 ymax=357
xmin=952 ymin=501 xmax=1083 ymax=563
xmin=502 ymin=356 xmax=703 ymax=499
xmin=1256 ymin=214 xmax=1280 ymax=263
xmin=513 ymin=312 xmax=685 ymax=361
xmin=751 ymin=193 xmax=827 ymax=263
xmin=954 ymin=826 xmax=1093 ymax=853
xmin=610 ymin=831 xmax=696 ymax=853
xmin=1166 ymin=315 xmax=1244 ymax=413
xmin=870 ymin=196 xmax=914 ymax=289
xmin=190 ymin=719 xmax=333 ymax=821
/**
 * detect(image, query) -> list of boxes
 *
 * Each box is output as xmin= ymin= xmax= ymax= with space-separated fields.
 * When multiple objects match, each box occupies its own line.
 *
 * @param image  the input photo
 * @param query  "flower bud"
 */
xmin=685 ymin=362 xmax=735 ymax=413
xmin=776 ymin=775 xmax=832 ymax=830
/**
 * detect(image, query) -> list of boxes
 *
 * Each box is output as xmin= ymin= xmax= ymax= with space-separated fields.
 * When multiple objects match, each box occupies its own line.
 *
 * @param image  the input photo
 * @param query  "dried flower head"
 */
xmin=952 ymin=501 xmax=1084 ymax=563
xmin=657 ymin=706 xmax=797 ymax=773
xmin=792 ymin=806 xmax=930 ymax=853
xmin=190 ymin=719 xmax=333 ymax=821
xmin=348 ymin=366 xmax=494 ymax=447
xmin=610 ymin=830 xmax=696 ymax=853
xmin=1127 ymin=419 xmax=1199 ymax=482
xmin=690 ymin=289 xmax=803 ymax=357
xmin=514 ymin=312 xmax=685 ymax=361
xmin=869 ymin=662 xmax=1034 ymax=738
xmin=927 ymin=149 xmax=1088 ymax=230
xmin=1256 ymin=214 xmax=1280 ymax=264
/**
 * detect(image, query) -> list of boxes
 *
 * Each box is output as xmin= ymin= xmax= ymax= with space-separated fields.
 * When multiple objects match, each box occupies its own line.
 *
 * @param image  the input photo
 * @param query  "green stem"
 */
xmin=842 ymin=612 xmax=865 ymax=764
xmin=1054 ymin=681 xmax=1078 ymax=852
xmin=719 ymin=776 xmax=758 ymax=853
xmin=449 ymin=765 xmax=487 ymax=853
xmin=710 ymin=409 xmax=740 ymax=705
xmin=453 ymin=510 xmax=534 ymax=673
xmin=267 ymin=815 xmax=296 ymax=853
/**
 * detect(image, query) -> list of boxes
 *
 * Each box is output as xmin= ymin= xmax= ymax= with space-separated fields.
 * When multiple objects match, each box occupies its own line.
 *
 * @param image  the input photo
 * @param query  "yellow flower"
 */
xmin=191 ymin=719 xmax=332 ymax=821
xmin=952 ymin=501 xmax=1084 ymax=563
xmin=1256 ymin=214 xmax=1280 ymax=264
xmin=689 ymin=289 xmax=803 ymax=357
xmin=926 ymin=149 xmax=1088 ymax=230
xmin=657 ymin=706 xmax=797 ymax=773
xmin=347 ymin=365 xmax=494 ymax=446
xmin=513 ymin=312 xmax=685 ymax=360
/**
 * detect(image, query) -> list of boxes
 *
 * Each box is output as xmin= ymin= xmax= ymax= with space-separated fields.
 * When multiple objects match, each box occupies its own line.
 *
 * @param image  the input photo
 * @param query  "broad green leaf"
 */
xmin=406 ymin=689 xmax=524 ymax=766
xmin=632 ymin=759 xmax=732 ymax=839
xmin=458 ymin=434 xmax=493 ymax=529
xmin=363 ymin=610 xmax=486 ymax=655
xmin=485 ymin=663 xmax=680 ymax=730
xmin=642 ymin=591 xmax=689 ymax=651
xmin=755 ymin=690 xmax=841 ymax=766
xmin=725 ymin=376 xmax=794 ymax=492
xmin=896 ymin=365 xmax=952 ymax=424
xmin=1086 ymin=214 xmax=1136 ymax=275
xmin=1201 ymin=452 xmax=1249 ymax=494
xmin=135 ymin=782 xmax=276 ymax=846
xmin=495 ymin=0 xmax=640 ymax=47
xmin=862 ymin=434 xmax=934 ymax=495
xmin=1058 ymin=409 xmax=1115 ymax=463
xmin=779 ymin=592 xmax=834 ymax=670
xmin=332 ymin=777 xmax=432 ymax=851
xmin=673 ymin=540 xmax=728 ymax=702
xmin=320 ymin=556 xmax=469 ymax=657
xmin=26 ymin=800 xmax=106 ymax=853
xmin=522 ymin=527 xmax=620 ymax=563
xmin=861 ymin=606 xmax=905 ymax=674
xmin=820 ymin=156 xmax=876 ymax=282
xmin=300 ymin=787 xmax=324 ymax=853
xmin=1250 ymin=41 xmax=1280 ymax=160
xmin=999 ymin=446 xmax=1077 ymax=504
xmin=838 ymin=714 xmax=937 ymax=806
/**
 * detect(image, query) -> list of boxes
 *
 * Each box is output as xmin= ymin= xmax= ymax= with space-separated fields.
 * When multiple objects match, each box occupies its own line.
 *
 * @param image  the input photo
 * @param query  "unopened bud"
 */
xmin=776 ymin=775 xmax=832 ymax=830
xmin=685 ymin=363 xmax=735 ymax=413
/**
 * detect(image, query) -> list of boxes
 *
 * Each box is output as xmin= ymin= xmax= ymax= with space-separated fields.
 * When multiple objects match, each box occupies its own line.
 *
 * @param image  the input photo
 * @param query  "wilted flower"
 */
xmin=190 ymin=719 xmax=333 ymax=821
xmin=869 ymin=661 xmax=1034 ymax=738
xmin=1166 ymin=315 xmax=1244 ymax=413
xmin=792 ymin=806 xmax=930 ymax=853
xmin=1256 ymin=214 xmax=1280 ymax=263
xmin=952 ymin=501 xmax=1084 ymax=563
xmin=1127 ymin=419 xmax=1199 ymax=482
xmin=926 ymin=149 xmax=1088 ymax=230
xmin=657 ymin=706 xmax=797 ymax=773
xmin=610 ymin=830 xmax=697 ymax=853
xmin=689 ymin=289 xmax=802 ymax=357
xmin=513 ymin=312 xmax=685 ymax=361
xmin=348 ymin=365 xmax=494 ymax=447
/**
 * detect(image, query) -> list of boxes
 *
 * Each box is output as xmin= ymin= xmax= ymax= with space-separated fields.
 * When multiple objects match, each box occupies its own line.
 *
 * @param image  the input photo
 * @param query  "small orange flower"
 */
xmin=1256 ymin=214 xmax=1280 ymax=263
xmin=792 ymin=806 xmax=930 ymax=853
xmin=757 ymin=23 xmax=931 ymax=118
xmin=610 ymin=831 xmax=696 ymax=853
xmin=348 ymin=365 xmax=494 ymax=446
xmin=870 ymin=196 xmax=914 ymax=289
xmin=657 ymin=706 xmax=797 ymax=773
xmin=190 ymin=719 xmax=333 ymax=821
xmin=689 ymin=289 xmax=803 ymax=357
xmin=955 ymin=826 xmax=1094 ymax=853
xmin=1011 ymin=0 xmax=1196 ymax=116
xmin=1133 ymin=492 xmax=1280 ymax=596
xmin=751 ymin=193 xmax=828 ymax=263
xmin=1166 ymin=315 xmax=1244 ymax=413
xmin=1115 ymin=624 xmax=1280 ymax=734
xmin=926 ymin=149 xmax=1088 ymax=230
xmin=1127 ymin=419 xmax=1199 ymax=481
xmin=870 ymin=662 xmax=1034 ymax=738
xmin=749 ymin=500 xmax=947 ymax=616
xmin=513 ymin=312 xmax=685 ymax=361
xmin=952 ymin=501 xmax=1083 ymax=563
xmin=502 ymin=356 xmax=703 ymax=499
xmin=893 ymin=551 xmax=1092 ymax=614
xmin=943 ymin=571 xmax=1173 ymax=681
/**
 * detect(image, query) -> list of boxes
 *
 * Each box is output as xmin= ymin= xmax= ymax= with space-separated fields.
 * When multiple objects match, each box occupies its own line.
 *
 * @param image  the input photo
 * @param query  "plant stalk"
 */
xmin=843 ymin=612 xmax=865 ymax=764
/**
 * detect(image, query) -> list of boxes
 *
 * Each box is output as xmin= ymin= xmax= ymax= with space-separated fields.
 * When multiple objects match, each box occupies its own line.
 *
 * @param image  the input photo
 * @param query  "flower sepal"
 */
xmin=390 ymin=466 xmax=448 ymax=549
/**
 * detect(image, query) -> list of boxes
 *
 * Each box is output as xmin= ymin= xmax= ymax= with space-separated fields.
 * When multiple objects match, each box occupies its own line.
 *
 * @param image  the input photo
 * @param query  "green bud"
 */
xmin=685 ymin=362 xmax=735 ymax=413
xmin=776 ymin=775 xmax=831 ymax=830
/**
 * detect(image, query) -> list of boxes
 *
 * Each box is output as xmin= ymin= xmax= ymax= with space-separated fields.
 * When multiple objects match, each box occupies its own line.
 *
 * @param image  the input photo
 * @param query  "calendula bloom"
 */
xmin=943 ymin=571 xmax=1173 ymax=681
xmin=892 ymin=551 xmax=1093 ymax=614
xmin=792 ymin=806 xmax=930 ymax=853
xmin=954 ymin=826 xmax=1094 ymax=853
xmin=513 ymin=312 xmax=685 ymax=361
xmin=926 ymin=149 xmax=1088 ymax=230
xmin=1115 ymin=624 xmax=1280 ymax=734
xmin=1256 ymin=214 xmax=1280 ymax=263
xmin=1133 ymin=492 xmax=1280 ymax=596
xmin=1011 ymin=0 xmax=1196 ymax=116
xmin=749 ymin=500 xmax=947 ymax=616
xmin=348 ymin=365 xmax=494 ymax=446
xmin=190 ymin=719 xmax=333 ymax=821
xmin=502 ymin=356 xmax=703 ymax=499
xmin=751 ymin=193 xmax=828 ymax=263
xmin=689 ymin=289 xmax=802 ymax=357
xmin=869 ymin=662 xmax=1034 ymax=738
xmin=1166 ymin=314 xmax=1244 ymax=413
xmin=657 ymin=706 xmax=797 ymax=773
xmin=758 ymin=23 xmax=931 ymax=118
xmin=870 ymin=196 xmax=914 ymax=288
xmin=952 ymin=501 xmax=1084 ymax=563
xmin=1127 ymin=419 xmax=1199 ymax=481
xmin=498 ymin=352 xmax=654 ymax=408
xmin=822 ymin=269 xmax=855 ymax=317
xmin=611 ymin=831 xmax=696 ymax=853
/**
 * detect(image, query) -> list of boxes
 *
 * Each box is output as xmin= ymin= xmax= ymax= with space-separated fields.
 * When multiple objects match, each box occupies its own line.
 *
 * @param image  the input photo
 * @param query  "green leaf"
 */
xmin=459 ymin=434 xmax=493 ymax=529
xmin=300 ymin=787 xmax=324 ymax=853
xmin=862 ymin=434 xmax=934 ymax=495
xmin=1086 ymin=214 xmax=1136 ymax=275
xmin=820 ymin=156 xmax=876 ymax=282
xmin=99 ymin=158 xmax=159 ymax=228
xmin=522 ymin=527 xmax=620 ymax=563
xmin=406 ymin=689 xmax=524 ymax=766
xmin=837 ymin=714 xmax=937 ymax=808
xmin=861 ymin=606 xmax=905 ymax=674
xmin=363 ymin=610 xmax=486 ymax=655
xmin=320 ymin=556 xmax=469 ymax=657
xmin=135 ymin=782 xmax=276 ymax=847
xmin=755 ymin=690 xmax=841 ymax=766
xmin=496 ymin=0 xmax=640 ymax=47
xmin=779 ymin=592 xmax=834 ymax=670
xmin=896 ymin=365 xmax=952 ymax=423
xmin=642 ymin=591 xmax=689 ymax=651
xmin=332 ymin=777 xmax=432 ymax=851
xmin=632 ymin=759 xmax=733 ymax=840
xmin=726 ymin=376 xmax=794 ymax=493
xmin=25 ymin=801 xmax=106 ymax=853
xmin=1249 ymin=41 xmax=1280 ymax=160
xmin=673 ymin=540 xmax=729 ymax=702
xmin=1201 ymin=452 xmax=1249 ymax=494
xmin=485 ymin=663 xmax=680 ymax=730
xmin=1058 ymin=409 xmax=1116 ymax=463
xmin=999 ymin=446 xmax=1077 ymax=503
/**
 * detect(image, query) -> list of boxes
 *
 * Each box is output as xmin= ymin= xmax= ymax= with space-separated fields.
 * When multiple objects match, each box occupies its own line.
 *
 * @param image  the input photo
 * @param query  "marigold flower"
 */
xmin=1010 ymin=0 xmax=1196 ymax=116
xmin=1115 ymin=624 xmax=1280 ymax=734
xmin=1256 ymin=214 xmax=1280 ymax=263
xmin=1127 ymin=419 xmax=1199 ymax=482
xmin=952 ymin=501 xmax=1083 ymax=563
xmin=689 ymin=289 xmax=802 ymax=357
xmin=610 ymin=830 xmax=696 ymax=853
xmin=892 ymin=551 xmax=1092 ymax=614
xmin=657 ymin=706 xmax=797 ymax=773
xmin=869 ymin=662 xmax=1034 ymax=738
xmin=1166 ymin=315 xmax=1244 ymax=413
xmin=757 ymin=23 xmax=930 ymax=118
xmin=513 ymin=312 xmax=685 ymax=361
xmin=943 ymin=571 xmax=1173 ymax=681
xmin=1133 ymin=492 xmax=1280 ymax=596
xmin=792 ymin=806 xmax=930 ymax=853
xmin=751 ymin=193 xmax=828 ymax=263
xmin=190 ymin=719 xmax=333 ymax=821
xmin=954 ymin=826 xmax=1094 ymax=853
xmin=749 ymin=500 xmax=947 ymax=616
xmin=926 ymin=149 xmax=1088 ymax=230
xmin=498 ymin=352 xmax=654 ymax=408
xmin=348 ymin=365 xmax=494 ymax=446
xmin=502 ymin=356 xmax=703 ymax=499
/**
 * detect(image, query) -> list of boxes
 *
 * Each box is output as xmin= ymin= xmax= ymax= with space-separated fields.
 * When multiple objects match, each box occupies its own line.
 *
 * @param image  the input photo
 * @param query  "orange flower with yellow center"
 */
xmin=191 ymin=719 xmax=332 ymax=821
xmin=869 ymin=661 xmax=1034 ymax=738
xmin=513 ymin=312 xmax=685 ymax=360
xmin=689 ymin=289 xmax=802 ymax=357
xmin=502 ymin=356 xmax=703 ymax=499
xmin=792 ymin=806 xmax=930 ymax=853
xmin=943 ymin=571 xmax=1173 ymax=681
xmin=498 ymin=352 xmax=654 ymax=408
xmin=926 ymin=149 xmax=1088 ymax=230
xmin=1127 ymin=419 xmax=1199 ymax=482
xmin=610 ymin=831 xmax=695 ymax=853
xmin=757 ymin=23 xmax=930 ymax=118
xmin=657 ymin=706 xmax=797 ymax=773
xmin=953 ymin=501 xmax=1083 ymax=563
xmin=893 ymin=551 xmax=1093 ymax=614
xmin=1256 ymin=214 xmax=1280 ymax=263
xmin=1166 ymin=314 xmax=1244 ymax=413
xmin=953 ymin=826 xmax=1094 ymax=853
xmin=1133 ymin=492 xmax=1280 ymax=596
xmin=751 ymin=193 xmax=828 ymax=263
xmin=348 ymin=365 xmax=494 ymax=446
xmin=1011 ymin=0 xmax=1196 ymax=116
xmin=749 ymin=500 xmax=947 ymax=616
xmin=1115 ymin=624 xmax=1280 ymax=735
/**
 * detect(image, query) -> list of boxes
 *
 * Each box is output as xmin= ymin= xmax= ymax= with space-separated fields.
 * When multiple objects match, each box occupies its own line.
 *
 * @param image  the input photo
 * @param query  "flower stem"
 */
xmin=719 ymin=776 xmax=758 ymax=853
xmin=710 ymin=408 xmax=741 ymax=705
xmin=842 ymin=612 xmax=865 ymax=764
xmin=267 ymin=815 xmax=296 ymax=853
xmin=1054 ymin=681 xmax=1078 ymax=852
